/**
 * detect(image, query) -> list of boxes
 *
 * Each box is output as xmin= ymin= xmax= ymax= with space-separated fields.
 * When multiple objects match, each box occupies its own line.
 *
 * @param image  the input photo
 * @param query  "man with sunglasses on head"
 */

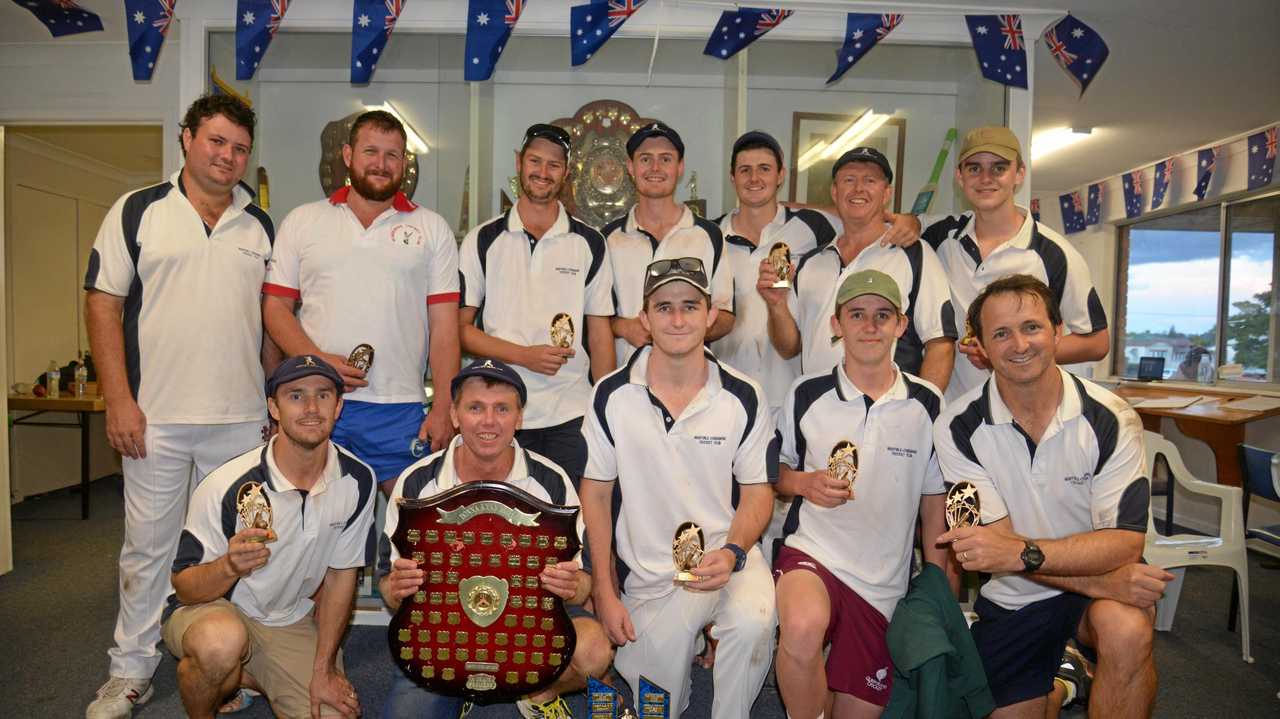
xmin=605 ymin=122 xmax=735 ymax=363
xmin=459 ymin=123 xmax=616 ymax=485
xmin=580 ymin=257 xmax=777 ymax=719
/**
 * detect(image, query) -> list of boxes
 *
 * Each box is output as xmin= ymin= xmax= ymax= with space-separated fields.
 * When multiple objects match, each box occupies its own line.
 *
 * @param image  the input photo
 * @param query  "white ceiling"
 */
xmin=3 ymin=1 xmax=1277 ymax=193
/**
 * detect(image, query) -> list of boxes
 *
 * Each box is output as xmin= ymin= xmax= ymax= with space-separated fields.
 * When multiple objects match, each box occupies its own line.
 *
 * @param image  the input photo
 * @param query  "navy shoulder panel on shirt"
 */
xmin=473 ymin=214 xmax=508 ymax=278
xmin=693 ymin=213 xmax=726 ymax=272
xmin=724 ymin=233 xmax=756 ymax=251
xmin=786 ymin=208 xmax=838 ymax=248
xmin=591 ymin=358 xmax=636 ymax=447
xmin=121 ymin=181 xmax=175 ymax=265
xmin=716 ymin=362 xmax=761 ymax=447
xmin=1073 ymin=376 xmax=1121 ymax=477
xmin=337 ymin=446 xmax=376 ymax=531
xmin=792 ymin=245 xmax=830 ymax=295
xmin=399 ymin=453 xmax=447 ymax=501
xmin=791 ymin=372 xmax=838 ymax=463
xmin=243 ymin=203 xmax=275 ymax=246
xmin=903 ymin=375 xmax=943 ymax=422
xmin=1026 ymin=225 xmax=1070 ymax=303
xmin=600 ymin=215 xmax=627 ymax=240
xmin=569 ymin=217 xmax=609 ymax=287
xmin=949 ymin=384 xmax=990 ymax=467
xmin=525 ymin=452 xmax=570 ymax=506
xmin=921 ymin=213 xmax=970 ymax=251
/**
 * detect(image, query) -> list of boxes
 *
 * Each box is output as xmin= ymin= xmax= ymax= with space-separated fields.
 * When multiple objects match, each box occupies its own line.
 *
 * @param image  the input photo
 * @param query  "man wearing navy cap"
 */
xmin=162 ymin=355 xmax=376 ymax=719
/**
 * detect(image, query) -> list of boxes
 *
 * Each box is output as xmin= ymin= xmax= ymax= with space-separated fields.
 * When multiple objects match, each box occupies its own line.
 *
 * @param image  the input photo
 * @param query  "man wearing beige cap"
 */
xmin=919 ymin=127 xmax=1109 ymax=401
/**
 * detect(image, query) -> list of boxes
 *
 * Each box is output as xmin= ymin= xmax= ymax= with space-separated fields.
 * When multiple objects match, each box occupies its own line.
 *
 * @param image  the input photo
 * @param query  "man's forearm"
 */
xmin=459 ymin=324 xmax=526 ymax=366
xmin=586 ymin=315 xmax=617 ymax=382
xmin=725 ymin=483 xmax=773 ymax=549
xmin=312 ymin=568 xmax=358 ymax=673
xmin=262 ymin=296 xmax=321 ymax=357
xmin=85 ymin=291 xmax=132 ymax=403
xmin=579 ymin=479 xmax=618 ymax=600
xmin=919 ymin=338 xmax=955 ymax=392
xmin=919 ymin=494 xmax=957 ymax=592
xmin=1030 ymin=572 xmax=1107 ymax=598
xmin=1037 ymin=528 xmax=1144 ymax=576
xmin=773 ymin=465 xmax=805 ymax=500
xmin=1056 ymin=329 xmax=1110 ymax=364
xmin=428 ymin=304 xmax=462 ymax=403
xmin=261 ymin=329 xmax=285 ymax=375
xmin=765 ymin=304 xmax=801 ymax=359
xmin=707 ymin=311 xmax=735 ymax=342
xmin=172 ymin=557 xmax=238 ymax=606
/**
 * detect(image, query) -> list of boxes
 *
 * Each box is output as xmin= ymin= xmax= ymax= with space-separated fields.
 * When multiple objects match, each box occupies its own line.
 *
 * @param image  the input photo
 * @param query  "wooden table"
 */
xmin=1113 ymin=383 xmax=1280 ymax=487
xmin=8 ymin=393 xmax=107 ymax=519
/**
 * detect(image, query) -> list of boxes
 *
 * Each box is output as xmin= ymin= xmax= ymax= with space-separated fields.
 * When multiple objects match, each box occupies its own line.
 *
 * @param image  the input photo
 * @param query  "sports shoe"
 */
xmin=1056 ymin=644 xmax=1093 ymax=707
xmin=517 ymin=694 xmax=574 ymax=719
xmin=86 ymin=677 xmax=153 ymax=719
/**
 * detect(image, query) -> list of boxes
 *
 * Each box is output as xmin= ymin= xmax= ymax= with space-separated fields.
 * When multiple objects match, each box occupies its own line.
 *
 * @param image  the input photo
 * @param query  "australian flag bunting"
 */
xmin=1247 ymin=126 xmax=1277 ymax=191
xmin=703 ymin=8 xmax=792 ymax=60
xmin=1086 ymin=182 xmax=1102 ymax=225
xmin=1060 ymin=191 xmax=1086 ymax=234
xmin=1040 ymin=14 xmax=1108 ymax=95
xmin=571 ymin=0 xmax=647 ymax=67
xmin=236 ymin=0 xmax=291 ymax=80
xmin=1030 ymin=197 xmax=1041 ymax=222
xmin=11 ymin=0 xmax=103 ymax=37
xmin=965 ymin=14 xmax=1027 ymax=88
xmin=351 ymin=0 xmax=407 ymax=84
xmin=1193 ymin=147 xmax=1219 ymax=201
xmin=124 ymin=1 xmax=176 ymax=81
xmin=1122 ymin=170 xmax=1144 ymax=219
xmin=828 ymin=13 xmax=902 ymax=84
xmin=1150 ymin=158 xmax=1174 ymax=210
xmin=465 ymin=0 xmax=527 ymax=81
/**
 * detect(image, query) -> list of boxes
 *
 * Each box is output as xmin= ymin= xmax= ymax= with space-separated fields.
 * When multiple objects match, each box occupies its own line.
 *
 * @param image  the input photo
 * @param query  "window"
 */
xmin=1116 ymin=191 xmax=1280 ymax=384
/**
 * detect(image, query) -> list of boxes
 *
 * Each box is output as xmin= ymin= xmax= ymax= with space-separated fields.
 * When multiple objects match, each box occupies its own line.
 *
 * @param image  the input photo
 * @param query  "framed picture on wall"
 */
xmin=789 ymin=112 xmax=906 ymax=212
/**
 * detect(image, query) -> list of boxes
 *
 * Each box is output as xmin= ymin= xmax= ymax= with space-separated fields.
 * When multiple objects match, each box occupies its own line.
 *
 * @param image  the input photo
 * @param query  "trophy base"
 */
xmin=673 ymin=571 xmax=701 ymax=584
xmin=247 ymin=530 xmax=278 ymax=544
xmin=771 ymin=280 xmax=791 ymax=289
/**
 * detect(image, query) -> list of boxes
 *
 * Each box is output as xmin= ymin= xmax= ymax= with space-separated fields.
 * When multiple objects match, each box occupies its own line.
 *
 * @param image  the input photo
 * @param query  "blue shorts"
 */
xmin=970 ymin=592 xmax=1091 ymax=708
xmin=331 ymin=400 xmax=425 ymax=485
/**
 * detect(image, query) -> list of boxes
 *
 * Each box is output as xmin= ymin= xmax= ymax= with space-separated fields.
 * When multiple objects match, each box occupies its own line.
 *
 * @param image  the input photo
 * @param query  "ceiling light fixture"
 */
xmin=1031 ymin=126 xmax=1092 ymax=162
xmin=365 ymin=101 xmax=430 ymax=155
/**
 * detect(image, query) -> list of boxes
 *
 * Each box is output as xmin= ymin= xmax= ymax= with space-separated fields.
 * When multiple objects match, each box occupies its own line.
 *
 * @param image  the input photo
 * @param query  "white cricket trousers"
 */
xmin=614 ymin=547 xmax=777 ymax=719
xmin=107 ymin=421 xmax=263 ymax=678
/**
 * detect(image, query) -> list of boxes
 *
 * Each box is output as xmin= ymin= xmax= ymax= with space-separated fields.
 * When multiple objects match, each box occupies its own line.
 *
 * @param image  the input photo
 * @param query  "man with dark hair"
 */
xmin=459 ymin=123 xmax=616 ymax=484
xmin=935 ymin=274 xmax=1172 ymax=719
xmin=85 ymin=93 xmax=275 ymax=719
xmin=263 ymin=109 xmax=461 ymax=494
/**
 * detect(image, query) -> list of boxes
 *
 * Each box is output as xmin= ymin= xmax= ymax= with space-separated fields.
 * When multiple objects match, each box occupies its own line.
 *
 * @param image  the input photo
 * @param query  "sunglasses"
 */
xmin=647 ymin=257 xmax=705 ymax=277
xmin=523 ymin=124 xmax=572 ymax=153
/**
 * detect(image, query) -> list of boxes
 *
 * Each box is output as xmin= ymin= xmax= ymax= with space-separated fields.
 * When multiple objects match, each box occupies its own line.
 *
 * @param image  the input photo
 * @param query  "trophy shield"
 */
xmin=236 ymin=482 xmax=278 ymax=543
xmin=388 ymin=482 xmax=581 ymax=702
xmin=348 ymin=343 xmax=375 ymax=372
xmin=828 ymin=440 xmax=859 ymax=499
xmin=588 ymin=676 xmax=620 ymax=719
xmin=945 ymin=481 xmax=982 ymax=529
xmin=768 ymin=242 xmax=792 ymax=289
xmin=671 ymin=522 xmax=705 ymax=584
xmin=637 ymin=675 xmax=671 ymax=718
xmin=550 ymin=314 xmax=575 ymax=350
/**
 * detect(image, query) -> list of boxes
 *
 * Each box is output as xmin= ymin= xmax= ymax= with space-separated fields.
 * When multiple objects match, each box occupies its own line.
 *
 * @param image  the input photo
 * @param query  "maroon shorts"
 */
xmin=774 ymin=545 xmax=893 ymax=706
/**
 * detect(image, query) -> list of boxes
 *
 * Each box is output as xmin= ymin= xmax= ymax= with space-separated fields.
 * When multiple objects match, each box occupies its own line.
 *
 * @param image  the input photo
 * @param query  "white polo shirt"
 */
xmin=792 ymin=237 xmax=957 ymax=376
xmin=378 ymin=436 xmax=583 ymax=580
xmin=582 ymin=347 xmax=774 ymax=600
xmin=84 ymin=171 xmax=273 ymax=424
xmin=167 ymin=438 xmax=377 ymax=626
xmin=711 ymin=206 xmax=839 ymax=411
xmin=934 ymin=369 xmax=1149 ymax=610
xmin=460 ymin=204 xmax=614 ymax=429
xmin=921 ymin=210 xmax=1108 ymax=401
xmin=603 ymin=205 xmax=734 ymax=363
xmin=778 ymin=365 xmax=944 ymax=619
xmin=263 ymin=187 xmax=460 ymax=404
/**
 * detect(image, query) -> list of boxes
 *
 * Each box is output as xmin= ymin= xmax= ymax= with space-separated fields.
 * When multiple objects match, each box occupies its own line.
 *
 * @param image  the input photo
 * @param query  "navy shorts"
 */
xmin=970 ymin=592 xmax=1091 ymax=707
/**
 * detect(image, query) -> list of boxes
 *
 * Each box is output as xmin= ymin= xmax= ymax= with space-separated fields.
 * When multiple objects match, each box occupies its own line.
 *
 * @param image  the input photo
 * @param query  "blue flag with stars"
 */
xmin=11 ymin=0 xmax=103 ymax=37
xmin=1193 ymin=147 xmax=1218 ymax=201
xmin=570 ymin=0 xmax=647 ymax=67
xmin=1247 ymin=126 xmax=1277 ymax=191
xmin=1151 ymin=158 xmax=1174 ymax=210
xmin=828 ymin=13 xmax=902 ymax=84
xmin=1059 ymin=191 xmax=1086 ymax=234
xmin=1041 ymin=14 xmax=1108 ymax=95
xmin=351 ymin=0 xmax=407 ymax=84
xmin=1086 ymin=182 xmax=1102 ymax=225
xmin=124 ymin=1 xmax=176 ymax=82
xmin=1122 ymin=170 xmax=1144 ymax=219
xmin=236 ymin=0 xmax=291 ymax=81
xmin=965 ymin=14 xmax=1027 ymax=88
xmin=703 ymin=7 xmax=792 ymax=61
xmin=465 ymin=0 xmax=528 ymax=81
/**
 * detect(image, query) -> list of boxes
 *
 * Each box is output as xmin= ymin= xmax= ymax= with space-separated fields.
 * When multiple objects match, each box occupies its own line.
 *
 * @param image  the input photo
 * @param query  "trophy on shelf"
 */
xmin=672 ymin=522 xmax=705 ymax=584
xmin=945 ymin=481 xmax=982 ymax=529
xmin=768 ymin=242 xmax=792 ymax=289
xmin=828 ymin=440 xmax=859 ymax=499
xmin=348 ymin=343 xmax=375 ymax=373
xmin=550 ymin=313 xmax=576 ymax=349
xmin=236 ymin=482 xmax=278 ymax=543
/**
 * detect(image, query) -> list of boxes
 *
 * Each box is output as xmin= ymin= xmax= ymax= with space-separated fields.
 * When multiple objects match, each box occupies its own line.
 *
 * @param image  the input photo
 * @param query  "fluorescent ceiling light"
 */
xmin=365 ymin=101 xmax=430 ymax=155
xmin=796 ymin=140 xmax=829 ymax=172
xmin=1030 ymin=126 xmax=1092 ymax=162
xmin=797 ymin=110 xmax=892 ymax=172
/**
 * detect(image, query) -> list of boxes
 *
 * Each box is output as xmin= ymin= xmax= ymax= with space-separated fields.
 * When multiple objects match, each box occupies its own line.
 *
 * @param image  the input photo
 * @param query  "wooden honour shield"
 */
xmin=388 ymin=482 xmax=580 ymax=702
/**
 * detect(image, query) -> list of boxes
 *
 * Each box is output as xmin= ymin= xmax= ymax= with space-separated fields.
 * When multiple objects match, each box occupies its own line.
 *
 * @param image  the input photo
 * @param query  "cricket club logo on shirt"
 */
xmin=390 ymin=223 xmax=424 ymax=246
xmin=866 ymin=666 xmax=889 ymax=692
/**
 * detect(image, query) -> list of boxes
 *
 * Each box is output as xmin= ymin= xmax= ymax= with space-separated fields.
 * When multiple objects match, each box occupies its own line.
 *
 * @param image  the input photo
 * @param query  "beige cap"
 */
xmin=958 ymin=126 xmax=1023 ymax=164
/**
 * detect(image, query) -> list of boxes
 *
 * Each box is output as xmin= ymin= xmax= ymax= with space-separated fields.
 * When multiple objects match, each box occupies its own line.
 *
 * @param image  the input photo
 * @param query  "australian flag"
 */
xmin=124 ymin=1 xmax=176 ymax=81
xmin=703 ymin=8 xmax=793 ymax=60
xmin=12 ymin=0 xmax=103 ymax=37
xmin=236 ymin=0 xmax=291 ymax=81
xmin=1060 ymin=191 xmax=1086 ymax=234
xmin=1193 ymin=147 xmax=1219 ymax=201
xmin=965 ymin=14 xmax=1027 ymax=88
xmin=1086 ymin=182 xmax=1102 ymax=225
xmin=1151 ymin=158 xmax=1174 ymax=210
xmin=828 ymin=13 xmax=902 ymax=84
xmin=570 ymin=0 xmax=647 ymax=67
xmin=351 ymin=0 xmax=407 ymax=84
xmin=1247 ymin=126 xmax=1277 ymax=191
xmin=1030 ymin=197 xmax=1041 ymax=222
xmin=465 ymin=0 xmax=527 ymax=81
xmin=1122 ymin=170 xmax=1144 ymax=219
xmin=1040 ymin=14 xmax=1108 ymax=95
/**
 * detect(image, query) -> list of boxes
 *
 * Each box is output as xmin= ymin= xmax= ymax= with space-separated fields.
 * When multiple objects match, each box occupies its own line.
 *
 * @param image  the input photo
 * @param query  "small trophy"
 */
xmin=637 ymin=676 xmax=671 ymax=718
xmin=959 ymin=320 xmax=978 ymax=347
xmin=945 ymin=481 xmax=982 ymax=529
xmin=348 ymin=343 xmax=375 ymax=372
xmin=550 ymin=313 xmax=576 ymax=349
xmin=768 ymin=242 xmax=792 ymax=289
xmin=828 ymin=440 xmax=859 ymax=499
xmin=236 ymin=482 xmax=278 ymax=543
xmin=672 ymin=522 xmax=705 ymax=584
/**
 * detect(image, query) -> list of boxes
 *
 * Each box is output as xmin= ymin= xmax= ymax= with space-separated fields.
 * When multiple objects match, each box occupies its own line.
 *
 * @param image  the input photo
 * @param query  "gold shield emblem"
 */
xmin=459 ymin=575 xmax=509 ymax=628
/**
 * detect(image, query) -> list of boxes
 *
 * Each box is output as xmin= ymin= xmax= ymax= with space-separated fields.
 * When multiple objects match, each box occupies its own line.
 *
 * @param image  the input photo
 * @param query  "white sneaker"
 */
xmin=86 ymin=677 xmax=153 ymax=719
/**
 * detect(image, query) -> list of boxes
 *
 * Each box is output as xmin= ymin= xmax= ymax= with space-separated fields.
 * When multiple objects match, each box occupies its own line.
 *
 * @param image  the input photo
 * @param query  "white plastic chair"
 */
xmin=1142 ymin=430 xmax=1252 ymax=663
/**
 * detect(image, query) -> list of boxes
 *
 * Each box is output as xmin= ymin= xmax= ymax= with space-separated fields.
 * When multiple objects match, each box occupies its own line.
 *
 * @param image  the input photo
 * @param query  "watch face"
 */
xmin=1023 ymin=543 xmax=1045 ymax=570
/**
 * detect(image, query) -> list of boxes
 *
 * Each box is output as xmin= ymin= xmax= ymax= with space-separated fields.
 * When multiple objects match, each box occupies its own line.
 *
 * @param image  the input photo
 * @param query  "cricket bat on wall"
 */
xmin=910 ymin=128 xmax=957 ymax=215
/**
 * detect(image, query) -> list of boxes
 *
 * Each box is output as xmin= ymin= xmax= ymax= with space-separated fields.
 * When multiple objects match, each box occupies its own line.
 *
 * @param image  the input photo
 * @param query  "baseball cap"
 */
xmin=958 ymin=126 xmax=1022 ymax=164
xmin=731 ymin=130 xmax=784 ymax=167
xmin=831 ymin=146 xmax=894 ymax=183
xmin=266 ymin=354 xmax=344 ymax=397
xmin=626 ymin=121 xmax=685 ymax=159
xmin=451 ymin=358 xmax=528 ymax=406
xmin=835 ymin=269 xmax=902 ymax=311
xmin=642 ymin=257 xmax=711 ymax=298
xmin=521 ymin=123 xmax=572 ymax=158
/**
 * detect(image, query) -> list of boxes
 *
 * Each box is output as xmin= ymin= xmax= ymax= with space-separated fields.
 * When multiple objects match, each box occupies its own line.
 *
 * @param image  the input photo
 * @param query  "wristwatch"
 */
xmin=723 ymin=543 xmax=748 ymax=573
xmin=1020 ymin=540 xmax=1045 ymax=573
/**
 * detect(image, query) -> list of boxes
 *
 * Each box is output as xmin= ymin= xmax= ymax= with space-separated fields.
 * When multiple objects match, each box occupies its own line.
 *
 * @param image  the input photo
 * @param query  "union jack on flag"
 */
xmin=1060 ymin=191 xmax=1086 ymax=233
xmin=385 ymin=0 xmax=406 ymax=35
xmin=703 ymin=6 xmax=793 ymax=61
xmin=1151 ymin=158 xmax=1174 ymax=210
xmin=152 ymin=0 xmax=176 ymax=36
xmin=505 ymin=0 xmax=524 ymax=27
xmin=965 ymin=14 xmax=1027 ymax=88
xmin=1043 ymin=28 xmax=1076 ymax=66
xmin=999 ymin=15 xmax=1023 ymax=51
xmin=608 ymin=0 xmax=644 ymax=28
xmin=1122 ymin=170 xmax=1144 ymax=219
xmin=1267 ymin=127 xmax=1278 ymax=159
xmin=876 ymin=14 xmax=903 ymax=40
xmin=572 ymin=0 xmax=646 ymax=65
xmin=267 ymin=0 xmax=288 ymax=37
xmin=467 ymin=0 xmax=528 ymax=79
xmin=828 ymin=12 xmax=901 ymax=83
xmin=756 ymin=9 xmax=793 ymax=35
xmin=351 ymin=0 xmax=408 ymax=82
xmin=123 ymin=0 xmax=172 ymax=80
xmin=1247 ymin=126 xmax=1278 ymax=190
xmin=1041 ymin=15 xmax=1109 ymax=95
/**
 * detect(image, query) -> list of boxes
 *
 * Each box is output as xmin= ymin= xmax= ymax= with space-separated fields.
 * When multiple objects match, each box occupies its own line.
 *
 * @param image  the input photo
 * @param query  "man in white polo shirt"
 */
xmin=459 ymin=123 xmax=616 ymax=484
xmin=935 ymin=275 xmax=1172 ymax=719
xmin=605 ymin=122 xmax=735 ymax=362
xmin=84 ymin=94 xmax=275 ymax=719
xmin=919 ymin=127 xmax=1108 ymax=401
xmin=774 ymin=269 xmax=953 ymax=719
xmin=580 ymin=258 xmax=776 ymax=719
xmin=765 ymin=147 xmax=957 ymax=391
xmin=162 ymin=355 xmax=376 ymax=719
xmin=263 ymin=110 xmax=461 ymax=492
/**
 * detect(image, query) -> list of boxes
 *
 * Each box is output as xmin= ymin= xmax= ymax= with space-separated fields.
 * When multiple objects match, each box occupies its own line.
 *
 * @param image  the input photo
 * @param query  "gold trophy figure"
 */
xmin=828 ymin=440 xmax=859 ymax=499
xmin=768 ymin=242 xmax=792 ymax=289
xmin=236 ymin=482 xmax=278 ymax=543
xmin=945 ymin=481 xmax=982 ymax=529
xmin=672 ymin=522 xmax=705 ymax=584
xmin=550 ymin=313 xmax=576 ymax=349
xmin=348 ymin=343 xmax=375 ymax=372
xmin=959 ymin=320 xmax=978 ymax=347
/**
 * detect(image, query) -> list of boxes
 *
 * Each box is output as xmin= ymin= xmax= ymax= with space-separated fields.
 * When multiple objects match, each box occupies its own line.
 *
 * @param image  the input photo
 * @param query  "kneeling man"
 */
xmin=163 ymin=355 xmax=375 ymax=719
